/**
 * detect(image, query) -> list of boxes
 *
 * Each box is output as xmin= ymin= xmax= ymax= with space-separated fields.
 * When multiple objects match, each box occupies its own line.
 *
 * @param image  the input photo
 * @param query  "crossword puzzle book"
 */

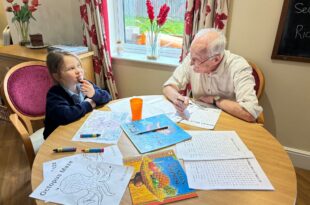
xmin=121 ymin=114 xmax=191 ymax=153
xmin=124 ymin=150 xmax=197 ymax=205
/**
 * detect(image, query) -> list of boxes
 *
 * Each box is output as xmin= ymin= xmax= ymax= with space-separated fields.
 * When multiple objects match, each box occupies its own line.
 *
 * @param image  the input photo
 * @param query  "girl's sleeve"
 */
xmin=46 ymin=91 xmax=93 ymax=125
xmin=90 ymin=82 xmax=112 ymax=105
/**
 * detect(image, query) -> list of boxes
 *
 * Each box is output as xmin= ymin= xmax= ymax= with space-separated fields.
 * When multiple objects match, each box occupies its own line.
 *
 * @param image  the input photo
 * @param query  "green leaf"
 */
xmin=30 ymin=14 xmax=36 ymax=21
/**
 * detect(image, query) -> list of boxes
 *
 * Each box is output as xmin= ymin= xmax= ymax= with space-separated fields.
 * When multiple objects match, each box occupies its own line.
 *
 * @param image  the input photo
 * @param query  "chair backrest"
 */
xmin=248 ymin=61 xmax=265 ymax=99
xmin=3 ymin=61 xmax=53 ymax=133
xmin=2 ymin=61 xmax=53 ymax=166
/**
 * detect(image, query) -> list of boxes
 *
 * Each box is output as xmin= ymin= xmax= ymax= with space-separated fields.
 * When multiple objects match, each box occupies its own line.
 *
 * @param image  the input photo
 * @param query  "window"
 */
xmin=111 ymin=0 xmax=185 ymax=58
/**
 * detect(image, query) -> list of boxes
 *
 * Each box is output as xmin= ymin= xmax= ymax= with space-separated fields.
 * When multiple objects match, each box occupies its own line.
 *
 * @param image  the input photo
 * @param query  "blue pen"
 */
xmin=80 ymin=134 xmax=101 ymax=138
xmin=82 ymin=148 xmax=105 ymax=153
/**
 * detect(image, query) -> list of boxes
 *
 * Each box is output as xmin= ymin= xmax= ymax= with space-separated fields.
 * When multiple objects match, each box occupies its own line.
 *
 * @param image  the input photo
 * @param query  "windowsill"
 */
xmin=111 ymin=52 xmax=180 ymax=67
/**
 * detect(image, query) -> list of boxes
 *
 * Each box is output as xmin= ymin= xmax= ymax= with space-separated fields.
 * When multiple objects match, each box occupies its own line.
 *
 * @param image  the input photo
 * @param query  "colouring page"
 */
xmin=31 ymin=160 xmax=133 ymax=205
xmin=72 ymin=110 xmax=128 ymax=144
xmin=43 ymin=145 xmax=123 ymax=179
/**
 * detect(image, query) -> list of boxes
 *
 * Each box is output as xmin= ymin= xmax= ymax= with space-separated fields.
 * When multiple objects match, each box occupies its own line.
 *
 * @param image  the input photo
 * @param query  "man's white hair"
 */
xmin=193 ymin=28 xmax=226 ymax=57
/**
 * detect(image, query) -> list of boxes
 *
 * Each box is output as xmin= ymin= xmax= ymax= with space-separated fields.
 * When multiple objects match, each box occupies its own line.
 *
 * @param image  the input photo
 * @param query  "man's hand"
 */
xmin=162 ymin=85 xmax=189 ymax=116
xmin=80 ymin=80 xmax=95 ymax=98
xmin=85 ymin=98 xmax=96 ymax=108
xmin=173 ymin=96 xmax=189 ymax=115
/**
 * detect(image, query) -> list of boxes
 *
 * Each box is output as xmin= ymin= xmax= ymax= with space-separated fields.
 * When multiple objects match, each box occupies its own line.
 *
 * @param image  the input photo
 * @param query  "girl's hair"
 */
xmin=46 ymin=51 xmax=81 ymax=82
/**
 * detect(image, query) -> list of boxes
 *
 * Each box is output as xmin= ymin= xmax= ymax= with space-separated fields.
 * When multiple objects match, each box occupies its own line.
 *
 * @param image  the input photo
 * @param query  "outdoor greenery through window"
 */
xmin=122 ymin=0 xmax=185 ymax=57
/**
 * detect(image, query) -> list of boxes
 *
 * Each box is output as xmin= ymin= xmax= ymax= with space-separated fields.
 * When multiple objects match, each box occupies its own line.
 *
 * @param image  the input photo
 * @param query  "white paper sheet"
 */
xmin=179 ymin=103 xmax=221 ymax=129
xmin=43 ymin=145 xmax=123 ymax=179
xmin=176 ymin=131 xmax=254 ymax=160
xmin=31 ymin=160 xmax=133 ymax=205
xmin=184 ymin=158 xmax=274 ymax=190
xmin=72 ymin=110 xmax=128 ymax=144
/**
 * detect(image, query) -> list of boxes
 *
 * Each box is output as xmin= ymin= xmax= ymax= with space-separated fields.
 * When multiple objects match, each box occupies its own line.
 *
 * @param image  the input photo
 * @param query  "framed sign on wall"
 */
xmin=272 ymin=0 xmax=310 ymax=63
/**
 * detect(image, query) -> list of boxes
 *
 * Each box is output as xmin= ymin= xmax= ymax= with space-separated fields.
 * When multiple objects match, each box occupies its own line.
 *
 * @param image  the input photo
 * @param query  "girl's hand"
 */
xmin=80 ymin=80 xmax=95 ymax=98
xmin=85 ymin=98 xmax=96 ymax=108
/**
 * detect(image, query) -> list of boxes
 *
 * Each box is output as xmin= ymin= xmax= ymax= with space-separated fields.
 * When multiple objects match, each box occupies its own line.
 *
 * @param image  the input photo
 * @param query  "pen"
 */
xmin=177 ymin=98 xmax=189 ymax=108
xmin=80 ymin=134 xmax=101 ymax=138
xmin=53 ymin=147 xmax=77 ymax=153
xmin=137 ymin=126 xmax=169 ymax=135
xmin=82 ymin=148 xmax=105 ymax=153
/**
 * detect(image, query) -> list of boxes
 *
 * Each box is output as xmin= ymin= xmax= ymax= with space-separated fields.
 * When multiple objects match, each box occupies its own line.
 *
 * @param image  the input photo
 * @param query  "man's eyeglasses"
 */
xmin=191 ymin=54 xmax=218 ymax=66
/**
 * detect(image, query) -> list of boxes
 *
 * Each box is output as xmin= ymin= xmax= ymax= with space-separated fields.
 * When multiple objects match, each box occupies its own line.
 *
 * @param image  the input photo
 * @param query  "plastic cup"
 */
xmin=130 ymin=98 xmax=143 ymax=121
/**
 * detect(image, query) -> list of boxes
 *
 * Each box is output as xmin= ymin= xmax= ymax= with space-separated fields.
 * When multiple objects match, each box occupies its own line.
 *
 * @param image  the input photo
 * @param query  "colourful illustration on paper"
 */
xmin=125 ymin=150 xmax=197 ymax=205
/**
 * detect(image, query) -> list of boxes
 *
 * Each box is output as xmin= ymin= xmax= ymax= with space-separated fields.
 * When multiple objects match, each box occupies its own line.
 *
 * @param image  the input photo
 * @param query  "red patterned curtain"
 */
xmin=180 ymin=0 xmax=229 ymax=61
xmin=79 ymin=0 xmax=118 ymax=99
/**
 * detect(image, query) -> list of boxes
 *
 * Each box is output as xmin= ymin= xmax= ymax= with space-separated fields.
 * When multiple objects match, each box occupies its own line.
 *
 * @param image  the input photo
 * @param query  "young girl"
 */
xmin=43 ymin=51 xmax=111 ymax=139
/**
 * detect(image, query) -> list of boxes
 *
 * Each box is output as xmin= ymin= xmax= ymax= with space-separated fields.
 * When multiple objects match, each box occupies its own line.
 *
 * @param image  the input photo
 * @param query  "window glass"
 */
xmin=123 ymin=0 xmax=185 ymax=50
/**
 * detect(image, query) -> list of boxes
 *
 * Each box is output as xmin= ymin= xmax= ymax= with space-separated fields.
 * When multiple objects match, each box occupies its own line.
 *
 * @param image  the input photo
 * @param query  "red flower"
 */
xmin=145 ymin=0 xmax=170 ymax=36
xmin=146 ymin=0 xmax=154 ymax=23
xmin=157 ymin=4 xmax=170 ymax=27
xmin=6 ymin=0 xmax=41 ymax=26
xmin=31 ymin=0 xmax=39 ymax=7
xmin=28 ymin=5 xmax=37 ymax=12
xmin=214 ymin=12 xmax=228 ymax=30
xmin=12 ymin=4 xmax=20 ymax=12
xmin=6 ymin=6 xmax=13 ymax=12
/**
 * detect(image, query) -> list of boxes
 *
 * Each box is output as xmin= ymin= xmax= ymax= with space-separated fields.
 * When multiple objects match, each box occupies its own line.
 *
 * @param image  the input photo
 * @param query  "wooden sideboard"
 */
xmin=0 ymin=45 xmax=95 ymax=83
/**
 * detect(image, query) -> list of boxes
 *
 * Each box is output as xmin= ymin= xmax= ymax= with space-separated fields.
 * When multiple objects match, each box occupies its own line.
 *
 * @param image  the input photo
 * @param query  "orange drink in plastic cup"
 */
xmin=130 ymin=98 xmax=143 ymax=121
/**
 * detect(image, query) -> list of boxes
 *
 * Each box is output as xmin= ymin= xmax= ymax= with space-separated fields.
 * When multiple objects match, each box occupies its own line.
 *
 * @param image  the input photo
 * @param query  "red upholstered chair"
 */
xmin=249 ymin=62 xmax=265 ymax=100
xmin=248 ymin=61 xmax=265 ymax=124
xmin=2 ymin=61 xmax=53 ymax=167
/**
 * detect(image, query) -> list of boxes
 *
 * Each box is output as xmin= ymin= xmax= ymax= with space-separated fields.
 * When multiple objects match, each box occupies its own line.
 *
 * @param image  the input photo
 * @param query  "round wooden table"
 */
xmin=31 ymin=105 xmax=297 ymax=205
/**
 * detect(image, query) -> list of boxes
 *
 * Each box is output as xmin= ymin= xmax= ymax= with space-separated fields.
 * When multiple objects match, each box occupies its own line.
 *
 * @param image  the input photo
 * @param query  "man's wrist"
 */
xmin=213 ymin=96 xmax=221 ymax=106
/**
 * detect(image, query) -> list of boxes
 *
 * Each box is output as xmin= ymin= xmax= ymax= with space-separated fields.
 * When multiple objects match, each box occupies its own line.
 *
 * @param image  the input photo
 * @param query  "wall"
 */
xmin=112 ymin=0 xmax=310 ymax=162
xmin=112 ymin=59 xmax=174 ymax=97
xmin=2 ymin=0 xmax=83 ymax=45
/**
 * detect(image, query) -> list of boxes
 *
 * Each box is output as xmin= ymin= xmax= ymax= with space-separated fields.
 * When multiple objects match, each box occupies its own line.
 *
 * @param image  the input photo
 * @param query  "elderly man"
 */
xmin=163 ymin=28 xmax=262 ymax=122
